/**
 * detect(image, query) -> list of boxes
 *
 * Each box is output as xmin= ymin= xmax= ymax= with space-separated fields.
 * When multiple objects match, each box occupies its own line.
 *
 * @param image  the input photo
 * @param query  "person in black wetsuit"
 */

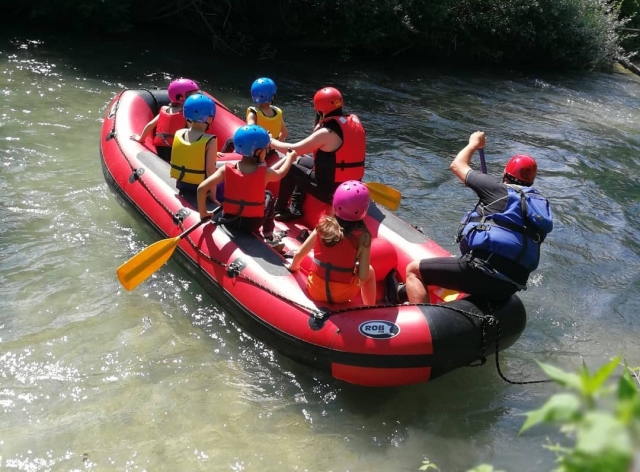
xmin=390 ymin=131 xmax=553 ymax=304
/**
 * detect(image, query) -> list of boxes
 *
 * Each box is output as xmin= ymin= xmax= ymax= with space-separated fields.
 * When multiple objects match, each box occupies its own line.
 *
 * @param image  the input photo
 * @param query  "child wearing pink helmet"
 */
xmin=286 ymin=180 xmax=376 ymax=305
xmin=131 ymin=78 xmax=200 ymax=161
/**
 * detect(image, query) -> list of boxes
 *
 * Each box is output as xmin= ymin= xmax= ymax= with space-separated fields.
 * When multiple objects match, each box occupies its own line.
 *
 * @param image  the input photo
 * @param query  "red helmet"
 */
xmin=504 ymin=154 xmax=537 ymax=186
xmin=313 ymin=87 xmax=344 ymax=115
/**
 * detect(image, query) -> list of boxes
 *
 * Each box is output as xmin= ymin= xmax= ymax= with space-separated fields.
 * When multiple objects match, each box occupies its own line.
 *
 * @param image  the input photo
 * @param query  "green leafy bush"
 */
xmin=23 ymin=0 xmax=133 ymax=33
xmin=420 ymin=358 xmax=639 ymax=472
xmin=443 ymin=0 xmax=628 ymax=68
xmin=520 ymin=357 xmax=640 ymax=472
xmin=0 ymin=0 xmax=636 ymax=69
xmin=620 ymin=0 xmax=640 ymax=54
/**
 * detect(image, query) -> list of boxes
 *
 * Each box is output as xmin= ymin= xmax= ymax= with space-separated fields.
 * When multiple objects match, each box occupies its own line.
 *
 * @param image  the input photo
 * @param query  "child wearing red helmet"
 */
xmin=391 ymin=131 xmax=553 ymax=305
xmin=269 ymin=87 xmax=366 ymax=222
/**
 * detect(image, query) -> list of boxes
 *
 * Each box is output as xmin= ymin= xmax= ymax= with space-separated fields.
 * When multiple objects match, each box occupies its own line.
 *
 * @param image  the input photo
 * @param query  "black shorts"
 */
xmin=418 ymin=255 xmax=519 ymax=300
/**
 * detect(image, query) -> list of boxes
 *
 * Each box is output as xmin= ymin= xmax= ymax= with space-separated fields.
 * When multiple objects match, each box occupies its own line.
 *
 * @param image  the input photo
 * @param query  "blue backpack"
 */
xmin=514 ymin=186 xmax=553 ymax=236
xmin=457 ymin=185 xmax=553 ymax=272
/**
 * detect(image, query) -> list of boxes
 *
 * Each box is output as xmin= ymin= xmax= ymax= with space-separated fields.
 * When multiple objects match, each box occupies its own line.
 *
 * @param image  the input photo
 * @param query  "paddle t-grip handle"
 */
xmin=479 ymin=148 xmax=487 ymax=174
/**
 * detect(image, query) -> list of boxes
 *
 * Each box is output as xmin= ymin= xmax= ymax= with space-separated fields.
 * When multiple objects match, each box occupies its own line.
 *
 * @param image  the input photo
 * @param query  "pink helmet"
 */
xmin=168 ymin=78 xmax=200 ymax=104
xmin=333 ymin=180 xmax=370 ymax=221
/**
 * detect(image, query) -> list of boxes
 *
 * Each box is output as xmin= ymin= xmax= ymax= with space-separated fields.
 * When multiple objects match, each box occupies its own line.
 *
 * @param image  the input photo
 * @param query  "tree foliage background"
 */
xmin=4 ymin=0 xmax=639 ymax=70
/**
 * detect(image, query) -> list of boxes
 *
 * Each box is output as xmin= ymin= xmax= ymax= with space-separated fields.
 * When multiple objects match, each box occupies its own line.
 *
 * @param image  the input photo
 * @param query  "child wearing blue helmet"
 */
xmin=246 ymin=78 xmax=288 ymax=142
xmin=170 ymin=93 xmax=218 ymax=196
xmin=197 ymin=125 xmax=297 ymax=249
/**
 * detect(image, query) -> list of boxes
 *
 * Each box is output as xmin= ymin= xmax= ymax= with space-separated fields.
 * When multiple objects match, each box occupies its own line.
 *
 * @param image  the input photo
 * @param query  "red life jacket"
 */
xmin=311 ymin=233 xmax=359 ymax=284
xmin=153 ymin=108 xmax=186 ymax=148
xmin=222 ymin=163 xmax=266 ymax=217
xmin=314 ymin=114 xmax=366 ymax=183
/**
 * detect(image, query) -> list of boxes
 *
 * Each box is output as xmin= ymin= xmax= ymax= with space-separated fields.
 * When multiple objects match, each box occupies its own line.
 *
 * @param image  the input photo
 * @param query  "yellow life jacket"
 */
xmin=170 ymin=129 xmax=216 ymax=185
xmin=246 ymin=106 xmax=283 ymax=138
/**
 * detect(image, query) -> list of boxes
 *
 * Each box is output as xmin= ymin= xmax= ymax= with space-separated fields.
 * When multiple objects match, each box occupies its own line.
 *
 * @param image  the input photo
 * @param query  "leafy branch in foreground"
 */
xmin=420 ymin=357 xmax=640 ymax=472
xmin=520 ymin=356 xmax=640 ymax=472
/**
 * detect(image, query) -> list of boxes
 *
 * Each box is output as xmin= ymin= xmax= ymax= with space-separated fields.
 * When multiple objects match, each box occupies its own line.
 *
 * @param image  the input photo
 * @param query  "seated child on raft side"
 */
xmin=131 ymin=78 xmax=200 ymax=161
xmin=286 ymin=180 xmax=376 ymax=305
xmin=197 ymin=124 xmax=297 ymax=248
xmin=169 ymin=93 xmax=219 ymax=201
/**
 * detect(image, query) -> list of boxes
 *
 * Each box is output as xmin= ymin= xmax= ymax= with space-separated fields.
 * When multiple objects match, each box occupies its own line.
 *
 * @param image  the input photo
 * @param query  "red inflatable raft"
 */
xmin=99 ymin=88 xmax=526 ymax=387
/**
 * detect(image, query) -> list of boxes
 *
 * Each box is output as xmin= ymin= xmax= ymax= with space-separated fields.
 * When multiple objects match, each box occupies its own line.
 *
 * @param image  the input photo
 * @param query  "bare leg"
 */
xmin=405 ymin=260 xmax=430 ymax=304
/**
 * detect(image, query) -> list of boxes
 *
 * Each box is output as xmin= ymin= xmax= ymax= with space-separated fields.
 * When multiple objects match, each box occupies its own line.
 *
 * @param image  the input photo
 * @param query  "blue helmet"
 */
xmin=183 ymin=94 xmax=216 ymax=123
xmin=250 ymin=77 xmax=277 ymax=104
xmin=234 ymin=125 xmax=270 ymax=157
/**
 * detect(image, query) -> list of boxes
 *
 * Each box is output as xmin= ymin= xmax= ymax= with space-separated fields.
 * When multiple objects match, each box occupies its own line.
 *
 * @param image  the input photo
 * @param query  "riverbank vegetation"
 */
xmin=5 ymin=0 xmax=639 ymax=70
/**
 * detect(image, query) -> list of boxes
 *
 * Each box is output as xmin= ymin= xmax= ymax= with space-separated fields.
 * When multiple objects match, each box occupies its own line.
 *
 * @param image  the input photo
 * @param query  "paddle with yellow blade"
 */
xmin=365 ymin=182 xmax=401 ymax=211
xmin=117 ymin=208 xmax=220 ymax=291
xmin=116 ymin=181 xmax=399 ymax=292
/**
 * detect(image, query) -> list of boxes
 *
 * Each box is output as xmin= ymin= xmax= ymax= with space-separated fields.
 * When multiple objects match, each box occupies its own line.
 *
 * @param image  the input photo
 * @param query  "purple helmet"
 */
xmin=168 ymin=78 xmax=200 ymax=104
xmin=333 ymin=180 xmax=370 ymax=221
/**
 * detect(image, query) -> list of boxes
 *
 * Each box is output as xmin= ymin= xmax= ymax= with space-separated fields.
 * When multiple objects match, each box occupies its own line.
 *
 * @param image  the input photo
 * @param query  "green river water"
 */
xmin=1 ymin=34 xmax=639 ymax=471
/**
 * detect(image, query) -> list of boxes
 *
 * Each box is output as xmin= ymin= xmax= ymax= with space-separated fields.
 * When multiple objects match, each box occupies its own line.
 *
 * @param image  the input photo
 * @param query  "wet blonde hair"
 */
xmin=316 ymin=215 xmax=343 ymax=247
xmin=315 ymin=213 xmax=370 ymax=248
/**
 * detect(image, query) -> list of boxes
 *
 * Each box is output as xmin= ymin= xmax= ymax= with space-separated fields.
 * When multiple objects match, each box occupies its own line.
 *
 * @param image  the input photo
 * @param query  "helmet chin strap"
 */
xmin=504 ymin=173 xmax=532 ymax=186
xmin=325 ymin=108 xmax=343 ymax=118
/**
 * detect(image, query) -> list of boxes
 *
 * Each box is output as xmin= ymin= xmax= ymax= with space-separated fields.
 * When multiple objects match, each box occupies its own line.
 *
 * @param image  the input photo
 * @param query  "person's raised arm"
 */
xmin=131 ymin=113 xmax=161 ymax=142
xmin=286 ymin=229 xmax=317 ymax=272
xmin=450 ymin=131 xmax=486 ymax=183
xmin=197 ymin=167 xmax=225 ymax=219
xmin=265 ymin=149 xmax=297 ymax=184
xmin=270 ymin=128 xmax=334 ymax=155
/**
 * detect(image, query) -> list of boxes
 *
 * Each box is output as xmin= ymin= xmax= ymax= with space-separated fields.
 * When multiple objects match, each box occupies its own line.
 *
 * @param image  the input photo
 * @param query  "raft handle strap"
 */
xmin=173 ymin=208 xmax=190 ymax=225
xmin=226 ymin=259 xmax=247 ymax=278
xmin=467 ymin=314 xmax=496 ymax=367
xmin=128 ymin=168 xmax=145 ymax=184
xmin=312 ymin=308 xmax=330 ymax=320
